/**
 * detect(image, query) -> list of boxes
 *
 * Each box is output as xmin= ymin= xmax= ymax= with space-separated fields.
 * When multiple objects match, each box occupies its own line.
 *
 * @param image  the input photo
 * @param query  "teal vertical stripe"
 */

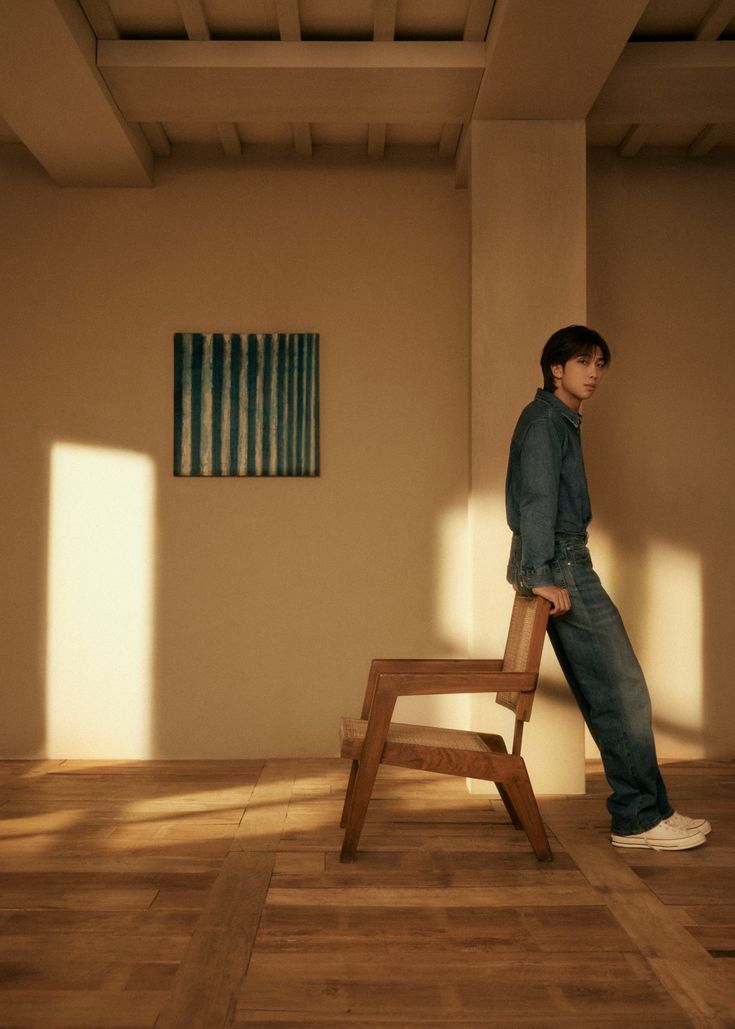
xmin=310 ymin=337 xmax=319 ymax=477
xmin=229 ymin=335 xmax=241 ymax=476
xmin=246 ymin=335 xmax=258 ymax=475
xmin=211 ymin=334 xmax=224 ymax=476
xmin=173 ymin=332 xmax=319 ymax=476
xmin=276 ymin=334 xmax=287 ymax=475
xmin=190 ymin=334 xmax=204 ymax=476
xmin=288 ymin=335 xmax=297 ymax=475
xmin=262 ymin=337 xmax=272 ymax=474
xmin=295 ymin=334 xmax=304 ymax=475
xmin=173 ymin=334 xmax=184 ymax=475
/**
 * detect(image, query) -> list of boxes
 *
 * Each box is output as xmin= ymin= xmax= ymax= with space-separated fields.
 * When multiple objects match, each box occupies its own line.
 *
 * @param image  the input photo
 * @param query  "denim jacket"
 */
xmin=505 ymin=389 xmax=591 ymax=594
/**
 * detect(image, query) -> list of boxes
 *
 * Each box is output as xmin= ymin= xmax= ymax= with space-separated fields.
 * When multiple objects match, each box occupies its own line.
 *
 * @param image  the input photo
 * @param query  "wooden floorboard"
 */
xmin=0 ymin=758 xmax=732 ymax=1027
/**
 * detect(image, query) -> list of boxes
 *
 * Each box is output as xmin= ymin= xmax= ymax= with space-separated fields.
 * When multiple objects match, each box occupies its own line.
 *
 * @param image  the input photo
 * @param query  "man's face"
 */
xmin=551 ymin=346 xmax=607 ymax=411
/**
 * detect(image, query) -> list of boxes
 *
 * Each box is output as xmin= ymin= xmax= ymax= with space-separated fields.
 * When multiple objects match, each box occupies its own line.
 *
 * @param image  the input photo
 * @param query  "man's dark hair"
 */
xmin=540 ymin=325 xmax=611 ymax=392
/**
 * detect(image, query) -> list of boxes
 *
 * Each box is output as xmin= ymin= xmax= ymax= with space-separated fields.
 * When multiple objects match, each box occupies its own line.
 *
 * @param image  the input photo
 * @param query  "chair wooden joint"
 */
xmin=338 ymin=594 xmax=553 ymax=863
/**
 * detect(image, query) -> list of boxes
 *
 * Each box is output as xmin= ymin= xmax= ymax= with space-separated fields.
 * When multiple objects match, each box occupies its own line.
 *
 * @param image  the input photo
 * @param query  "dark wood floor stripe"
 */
xmin=155 ymin=851 xmax=275 ymax=1029
xmin=155 ymin=760 xmax=296 ymax=1028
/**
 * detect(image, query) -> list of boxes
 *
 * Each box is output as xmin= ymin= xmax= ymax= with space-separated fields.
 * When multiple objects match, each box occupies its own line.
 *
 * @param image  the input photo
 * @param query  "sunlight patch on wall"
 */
xmin=641 ymin=541 xmax=704 ymax=758
xmin=468 ymin=491 xmax=513 ymax=657
xmin=394 ymin=503 xmax=471 ymax=730
xmin=434 ymin=503 xmax=470 ymax=653
xmin=46 ymin=443 xmax=155 ymax=758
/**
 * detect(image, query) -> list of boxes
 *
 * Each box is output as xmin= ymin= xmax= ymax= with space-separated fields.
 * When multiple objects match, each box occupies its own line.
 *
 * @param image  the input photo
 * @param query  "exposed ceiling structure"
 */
xmin=0 ymin=0 xmax=734 ymax=187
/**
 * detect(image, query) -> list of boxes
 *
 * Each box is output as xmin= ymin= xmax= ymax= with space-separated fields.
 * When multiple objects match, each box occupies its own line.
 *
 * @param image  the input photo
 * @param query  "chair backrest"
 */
xmin=496 ymin=594 xmax=550 ymax=724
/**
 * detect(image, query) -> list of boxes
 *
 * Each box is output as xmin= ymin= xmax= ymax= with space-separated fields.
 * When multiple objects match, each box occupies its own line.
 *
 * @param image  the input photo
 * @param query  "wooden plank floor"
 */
xmin=0 ymin=758 xmax=733 ymax=1027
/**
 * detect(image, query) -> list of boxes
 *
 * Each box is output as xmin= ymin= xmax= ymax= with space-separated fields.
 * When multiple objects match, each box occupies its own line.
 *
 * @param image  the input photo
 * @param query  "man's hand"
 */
xmin=531 ymin=584 xmax=571 ymax=616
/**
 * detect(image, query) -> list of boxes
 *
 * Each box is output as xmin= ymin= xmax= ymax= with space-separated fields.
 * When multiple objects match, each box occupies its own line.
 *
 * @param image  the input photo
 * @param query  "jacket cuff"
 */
xmin=519 ymin=563 xmax=555 ymax=594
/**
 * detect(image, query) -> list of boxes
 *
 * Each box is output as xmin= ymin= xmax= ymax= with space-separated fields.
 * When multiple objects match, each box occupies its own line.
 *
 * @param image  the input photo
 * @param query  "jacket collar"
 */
xmin=535 ymin=388 xmax=582 ymax=428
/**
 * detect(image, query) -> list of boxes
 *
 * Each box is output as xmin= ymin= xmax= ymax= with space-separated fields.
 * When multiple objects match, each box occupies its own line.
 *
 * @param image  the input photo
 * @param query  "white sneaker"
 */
xmin=665 ymin=811 xmax=711 ymax=836
xmin=611 ymin=819 xmax=707 ymax=851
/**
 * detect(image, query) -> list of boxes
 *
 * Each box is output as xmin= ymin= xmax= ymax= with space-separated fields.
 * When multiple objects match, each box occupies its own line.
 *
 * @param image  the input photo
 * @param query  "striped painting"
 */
xmin=174 ymin=332 xmax=320 ymax=476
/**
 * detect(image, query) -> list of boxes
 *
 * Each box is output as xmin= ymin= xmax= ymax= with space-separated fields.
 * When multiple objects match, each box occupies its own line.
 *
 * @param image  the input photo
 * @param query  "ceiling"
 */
xmin=0 ymin=0 xmax=734 ymax=187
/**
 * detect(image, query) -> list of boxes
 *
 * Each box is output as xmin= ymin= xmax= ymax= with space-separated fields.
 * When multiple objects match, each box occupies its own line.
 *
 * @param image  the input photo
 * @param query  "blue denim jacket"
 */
xmin=505 ymin=388 xmax=591 ymax=594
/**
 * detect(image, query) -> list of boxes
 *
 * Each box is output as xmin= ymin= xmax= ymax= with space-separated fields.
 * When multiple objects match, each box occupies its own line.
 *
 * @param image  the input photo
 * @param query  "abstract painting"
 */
xmin=174 ymin=332 xmax=320 ymax=476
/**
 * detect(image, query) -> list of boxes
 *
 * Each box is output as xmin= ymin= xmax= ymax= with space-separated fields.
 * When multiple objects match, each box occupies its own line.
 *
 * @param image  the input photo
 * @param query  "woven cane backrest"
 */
xmin=496 ymin=595 xmax=549 ymax=721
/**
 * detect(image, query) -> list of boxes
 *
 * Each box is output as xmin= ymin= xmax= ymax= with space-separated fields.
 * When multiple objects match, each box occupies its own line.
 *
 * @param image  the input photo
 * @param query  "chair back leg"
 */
xmin=340 ymin=760 xmax=359 ymax=828
xmin=495 ymin=783 xmax=523 ymax=830
xmin=503 ymin=767 xmax=553 ymax=861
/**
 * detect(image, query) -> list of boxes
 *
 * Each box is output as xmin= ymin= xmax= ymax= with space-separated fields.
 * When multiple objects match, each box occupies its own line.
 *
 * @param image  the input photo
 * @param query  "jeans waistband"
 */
xmin=554 ymin=531 xmax=588 ymax=543
xmin=511 ymin=531 xmax=588 ymax=544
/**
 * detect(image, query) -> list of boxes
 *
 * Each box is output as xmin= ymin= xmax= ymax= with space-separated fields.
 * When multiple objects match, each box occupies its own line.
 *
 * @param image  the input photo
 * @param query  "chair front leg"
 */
xmin=340 ymin=687 xmax=396 ymax=863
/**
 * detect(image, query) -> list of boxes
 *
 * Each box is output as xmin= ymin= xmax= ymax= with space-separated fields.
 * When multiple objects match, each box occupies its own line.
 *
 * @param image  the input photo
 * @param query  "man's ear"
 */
xmin=550 ymin=362 xmax=564 ymax=383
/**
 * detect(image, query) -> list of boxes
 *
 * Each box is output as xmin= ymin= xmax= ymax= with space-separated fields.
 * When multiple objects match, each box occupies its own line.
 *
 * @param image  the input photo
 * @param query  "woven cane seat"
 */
xmin=340 ymin=716 xmax=490 ymax=758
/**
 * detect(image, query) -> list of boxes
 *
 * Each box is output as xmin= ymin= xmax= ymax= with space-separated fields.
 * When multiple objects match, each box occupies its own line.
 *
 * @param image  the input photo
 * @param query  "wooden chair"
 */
xmin=339 ymin=594 xmax=553 ymax=862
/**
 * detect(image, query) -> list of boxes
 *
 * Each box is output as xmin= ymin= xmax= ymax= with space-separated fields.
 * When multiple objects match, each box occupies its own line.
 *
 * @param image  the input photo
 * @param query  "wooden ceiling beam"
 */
xmin=688 ymin=123 xmax=724 ymax=156
xmin=276 ymin=0 xmax=302 ymax=43
xmin=98 ymin=41 xmax=486 ymax=124
xmin=472 ymin=0 xmax=648 ymax=119
xmin=97 ymin=41 xmax=485 ymax=73
xmin=695 ymin=0 xmax=735 ymax=41
xmin=617 ymin=123 xmax=650 ymax=157
xmin=274 ymin=2 xmax=311 ymax=155
xmin=589 ymin=42 xmax=735 ymax=124
xmin=373 ymin=0 xmax=397 ymax=42
xmin=0 ymin=0 xmax=152 ymax=186
xmin=369 ymin=1 xmax=397 ymax=159
xmin=454 ymin=124 xmax=470 ymax=190
xmin=216 ymin=122 xmax=242 ymax=156
xmin=439 ymin=124 xmax=462 ymax=158
xmin=139 ymin=121 xmax=171 ymax=156
xmin=292 ymin=122 xmax=312 ymax=156
xmin=78 ymin=0 xmax=119 ymax=39
xmin=367 ymin=123 xmax=386 ymax=159
xmin=463 ymin=0 xmax=495 ymax=42
xmin=177 ymin=0 xmax=210 ymax=42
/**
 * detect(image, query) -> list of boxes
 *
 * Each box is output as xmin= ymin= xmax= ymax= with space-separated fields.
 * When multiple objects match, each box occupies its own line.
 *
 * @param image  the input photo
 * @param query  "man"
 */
xmin=505 ymin=325 xmax=710 ymax=851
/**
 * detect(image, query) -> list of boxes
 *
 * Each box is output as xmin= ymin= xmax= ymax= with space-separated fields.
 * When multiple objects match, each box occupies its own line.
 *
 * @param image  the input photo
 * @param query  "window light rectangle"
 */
xmin=173 ymin=332 xmax=320 ymax=477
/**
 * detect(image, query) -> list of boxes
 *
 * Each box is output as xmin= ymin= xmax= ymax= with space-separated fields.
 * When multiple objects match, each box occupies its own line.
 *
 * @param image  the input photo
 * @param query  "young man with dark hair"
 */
xmin=505 ymin=325 xmax=710 ymax=851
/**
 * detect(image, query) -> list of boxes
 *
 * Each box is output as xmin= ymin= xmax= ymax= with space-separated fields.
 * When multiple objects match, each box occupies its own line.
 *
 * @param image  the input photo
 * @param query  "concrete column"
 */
xmin=469 ymin=120 xmax=587 ymax=794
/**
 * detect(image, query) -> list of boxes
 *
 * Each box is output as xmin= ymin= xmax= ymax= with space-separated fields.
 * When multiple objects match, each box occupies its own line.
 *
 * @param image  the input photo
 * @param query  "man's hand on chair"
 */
xmin=531 ymin=585 xmax=571 ymax=616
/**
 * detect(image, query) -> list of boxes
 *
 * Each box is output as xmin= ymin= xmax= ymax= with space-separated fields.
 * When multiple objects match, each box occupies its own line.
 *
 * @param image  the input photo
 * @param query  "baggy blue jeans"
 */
xmin=509 ymin=532 xmax=672 ymax=835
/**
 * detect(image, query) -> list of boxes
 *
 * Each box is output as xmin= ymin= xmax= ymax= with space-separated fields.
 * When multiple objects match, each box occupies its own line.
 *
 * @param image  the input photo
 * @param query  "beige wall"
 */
xmin=2 ymin=141 xmax=734 ymax=763
xmin=0 ymin=146 xmax=470 ymax=758
xmin=587 ymin=148 xmax=735 ymax=759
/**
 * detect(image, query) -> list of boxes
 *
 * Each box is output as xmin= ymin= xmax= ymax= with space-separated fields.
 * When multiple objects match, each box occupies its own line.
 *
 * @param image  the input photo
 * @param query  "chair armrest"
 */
xmin=370 ymin=659 xmax=504 ymax=673
xmin=357 ymin=659 xmax=504 ymax=718
xmin=376 ymin=670 xmax=537 ymax=698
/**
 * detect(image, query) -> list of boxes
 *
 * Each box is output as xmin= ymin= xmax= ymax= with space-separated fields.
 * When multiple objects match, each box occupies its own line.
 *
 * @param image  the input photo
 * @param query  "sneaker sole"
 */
xmin=611 ymin=832 xmax=707 ymax=851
